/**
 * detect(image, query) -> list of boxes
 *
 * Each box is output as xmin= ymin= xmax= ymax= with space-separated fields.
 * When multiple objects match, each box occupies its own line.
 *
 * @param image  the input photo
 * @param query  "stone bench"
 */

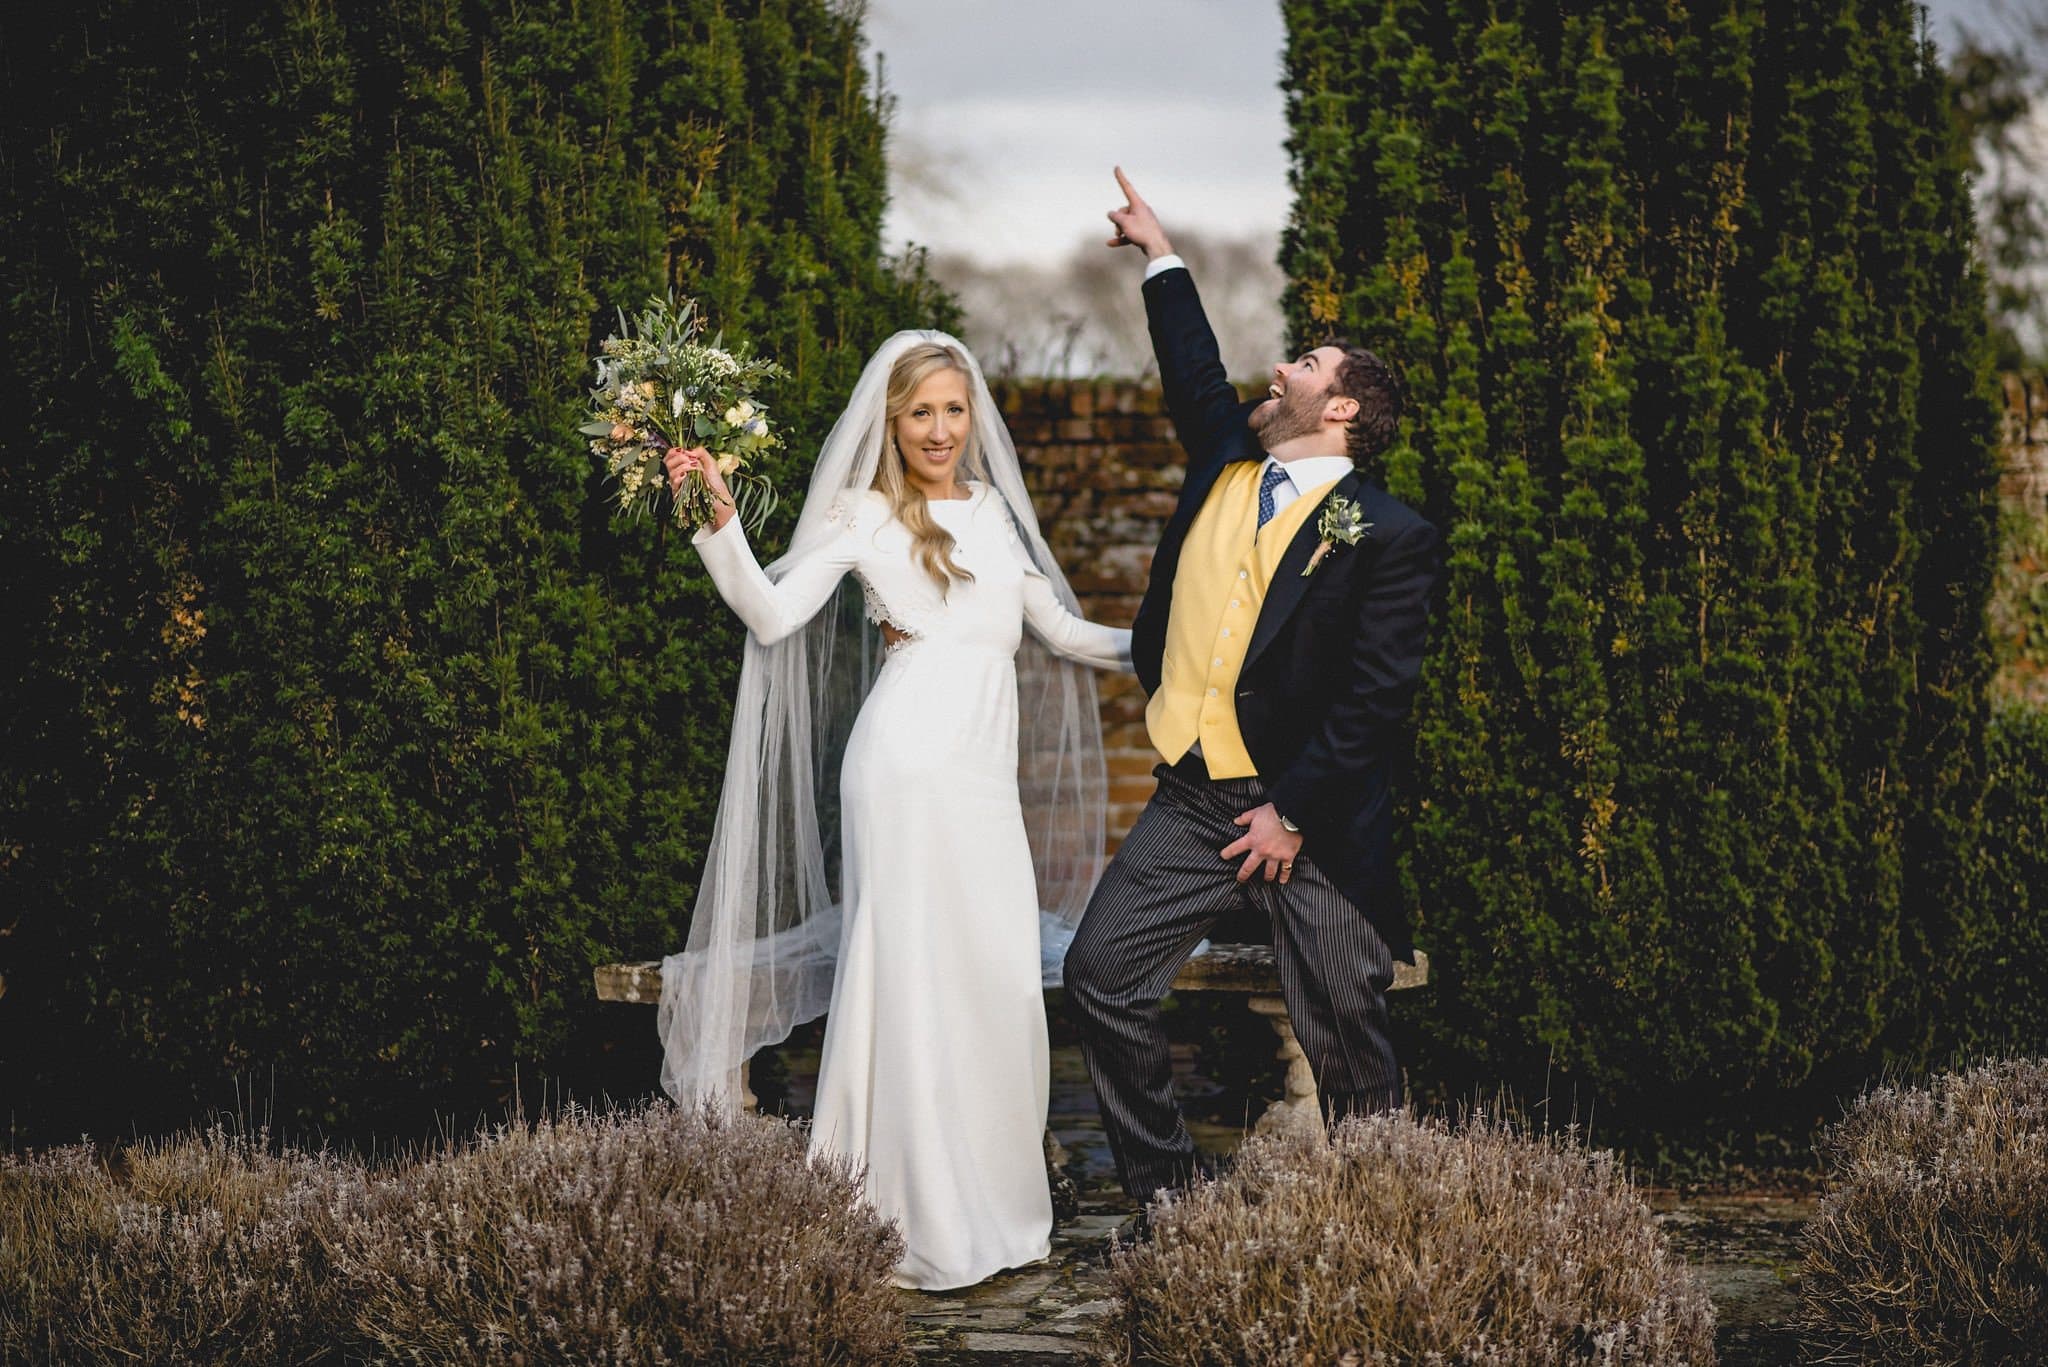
xmin=1170 ymin=944 xmax=1429 ymax=1136
xmin=594 ymin=944 xmax=1427 ymax=1138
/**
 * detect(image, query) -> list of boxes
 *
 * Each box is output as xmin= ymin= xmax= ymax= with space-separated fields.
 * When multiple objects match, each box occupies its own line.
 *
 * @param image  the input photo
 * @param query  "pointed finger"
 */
xmin=1114 ymin=165 xmax=1142 ymax=207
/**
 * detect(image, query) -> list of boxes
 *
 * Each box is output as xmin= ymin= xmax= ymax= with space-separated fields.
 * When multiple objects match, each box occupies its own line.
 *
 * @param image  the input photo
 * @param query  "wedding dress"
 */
xmin=691 ymin=479 xmax=1130 ymax=1290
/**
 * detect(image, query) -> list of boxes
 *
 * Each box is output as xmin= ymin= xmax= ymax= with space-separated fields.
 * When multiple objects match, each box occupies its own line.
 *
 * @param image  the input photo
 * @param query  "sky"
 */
xmin=868 ymin=0 xmax=2025 ymax=270
xmin=863 ymin=0 xmax=2041 ymax=376
xmin=868 ymin=0 xmax=1290 ymax=270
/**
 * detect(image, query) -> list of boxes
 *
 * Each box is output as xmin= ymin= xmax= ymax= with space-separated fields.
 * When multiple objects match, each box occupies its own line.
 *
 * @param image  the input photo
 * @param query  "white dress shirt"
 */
xmin=1259 ymin=453 xmax=1354 ymax=517
xmin=1143 ymin=253 xmax=1188 ymax=282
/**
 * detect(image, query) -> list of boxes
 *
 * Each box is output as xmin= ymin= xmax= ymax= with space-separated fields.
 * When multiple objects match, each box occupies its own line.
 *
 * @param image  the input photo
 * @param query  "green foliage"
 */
xmin=0 ymin=0 xmax=953 ymax=1141
xmin=1959 ymin=707 xmax=2048 ymax=1053
xmin=1280 ymin=0 xmax=2008 ymax=1130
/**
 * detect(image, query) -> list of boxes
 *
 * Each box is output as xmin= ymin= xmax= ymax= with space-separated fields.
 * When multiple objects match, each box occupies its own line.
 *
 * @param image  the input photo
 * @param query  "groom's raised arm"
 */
xmin=1140 ymin=268 xmax=1256 ymax=470
xmin=1106 ymin=168 xmax=1252 ymax=469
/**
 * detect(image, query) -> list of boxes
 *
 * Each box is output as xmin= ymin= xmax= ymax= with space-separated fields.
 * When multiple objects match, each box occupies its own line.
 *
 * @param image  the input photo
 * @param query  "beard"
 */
xmin=1248 ymin=384 xmax=1323 ymax=450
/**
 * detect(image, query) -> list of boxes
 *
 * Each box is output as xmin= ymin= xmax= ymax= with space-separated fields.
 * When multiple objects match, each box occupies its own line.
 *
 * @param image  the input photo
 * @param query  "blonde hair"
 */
xmin=873 ymin=343 xmax=978 ymax=593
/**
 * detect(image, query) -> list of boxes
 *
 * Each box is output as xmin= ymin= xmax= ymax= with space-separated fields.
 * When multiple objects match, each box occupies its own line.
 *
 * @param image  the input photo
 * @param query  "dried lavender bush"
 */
xmin=1098 ymin=1110 xmax=1716 ymax=1366
xmin=330 ymin=1101 xmax=909 ymax=1365
xmin=1 ymin=1102 xmax=906 ymax=1365
xmin=0 ymin=1126 xmax=368 ymax=1365
xmin=1801 ymin=1057 xmax=2048 ymax=1363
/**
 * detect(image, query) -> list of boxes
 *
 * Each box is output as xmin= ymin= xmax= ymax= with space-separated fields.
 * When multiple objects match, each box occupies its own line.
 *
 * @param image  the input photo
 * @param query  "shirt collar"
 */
xmin=1262 ymin=453 xmax=1355 ymax=494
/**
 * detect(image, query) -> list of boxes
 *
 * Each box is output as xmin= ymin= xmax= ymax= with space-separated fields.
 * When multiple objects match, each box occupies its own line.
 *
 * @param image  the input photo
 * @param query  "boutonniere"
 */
xmin=1301 ymin=496 xmax=1373 ymax=576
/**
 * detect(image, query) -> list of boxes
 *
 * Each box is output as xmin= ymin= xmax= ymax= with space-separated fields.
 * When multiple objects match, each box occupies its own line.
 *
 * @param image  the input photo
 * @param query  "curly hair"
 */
xmin=1325 ymin=340 xmax=1404 ymax=465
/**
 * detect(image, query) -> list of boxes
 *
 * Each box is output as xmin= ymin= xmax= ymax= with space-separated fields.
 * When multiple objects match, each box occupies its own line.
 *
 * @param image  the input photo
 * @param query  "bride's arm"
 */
xmin=692 ymin=513 xmax=858 ymax=646
xmin=1013 ymin=536 xmax=1133 ymax=672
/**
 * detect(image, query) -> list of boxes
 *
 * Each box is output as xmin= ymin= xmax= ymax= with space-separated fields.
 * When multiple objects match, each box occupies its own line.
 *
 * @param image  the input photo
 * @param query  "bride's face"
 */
xmin=891 ymin=368 xmax=971 ymax=497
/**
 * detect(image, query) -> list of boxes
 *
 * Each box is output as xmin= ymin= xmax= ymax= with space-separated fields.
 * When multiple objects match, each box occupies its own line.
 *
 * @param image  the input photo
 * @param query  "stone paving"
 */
xmin=902 ymin=1184 xmax=1818 ymax=1365
xmin=768 ymin=1030 xmax=1821 ymax=1365
xmin=1648 ymin=1190 xmax=1815 ymax=1367
xmin=901 ymin=1198 xmax=1129 ymax=1363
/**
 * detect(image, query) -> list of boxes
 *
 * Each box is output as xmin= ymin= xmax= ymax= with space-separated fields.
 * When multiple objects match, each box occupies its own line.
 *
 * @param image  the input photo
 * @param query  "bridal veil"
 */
xmin=657 ymin=331 xmax=1109 ymax=1108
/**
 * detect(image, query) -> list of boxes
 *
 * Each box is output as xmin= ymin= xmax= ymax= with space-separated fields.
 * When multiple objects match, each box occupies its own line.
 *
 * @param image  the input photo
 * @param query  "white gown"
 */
xmin=693 ymin=480 xmax=1131 ymax=1291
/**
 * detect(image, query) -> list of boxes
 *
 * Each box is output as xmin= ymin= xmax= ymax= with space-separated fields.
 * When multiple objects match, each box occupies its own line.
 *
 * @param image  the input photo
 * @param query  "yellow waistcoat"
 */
xmin=1146 ymin=463 xmax=1339 ymax=778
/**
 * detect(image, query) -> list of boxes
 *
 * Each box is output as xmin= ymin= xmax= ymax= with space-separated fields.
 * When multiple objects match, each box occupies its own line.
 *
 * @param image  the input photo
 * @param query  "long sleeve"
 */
xmin=692 ymin=515 xmax=858 ymax=646
xmin=1265 ymin=519 xmax=1445 ymax=825
xmin=1140 ymin=265 xmax=1261 ymax=471
xmin=1015 ymin=540 xmax=1133 ymax=672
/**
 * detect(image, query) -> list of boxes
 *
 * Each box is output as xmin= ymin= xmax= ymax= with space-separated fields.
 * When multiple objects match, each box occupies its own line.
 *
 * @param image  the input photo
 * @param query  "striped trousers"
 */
xmin=1063 ymin=755 xmax=1400 ymax=1202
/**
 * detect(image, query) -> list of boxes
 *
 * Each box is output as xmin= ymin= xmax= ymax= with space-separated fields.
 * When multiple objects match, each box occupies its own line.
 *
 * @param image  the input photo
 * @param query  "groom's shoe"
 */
xmin=1107 ymin=1202 xmax=1162 ymax=1256
xmin=1107 ymin=1150 xmax=1243 ymax=1260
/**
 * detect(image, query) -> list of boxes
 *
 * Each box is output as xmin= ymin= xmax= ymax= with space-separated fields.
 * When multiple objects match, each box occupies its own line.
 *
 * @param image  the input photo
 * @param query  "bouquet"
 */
xmin=580 ymin=293 xmax=784 ymax=533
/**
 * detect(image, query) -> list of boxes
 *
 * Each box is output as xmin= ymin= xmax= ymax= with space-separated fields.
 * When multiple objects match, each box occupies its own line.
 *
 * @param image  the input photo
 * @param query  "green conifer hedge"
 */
xmin=0 ymin=0 xmax=952 ymax=1139
xmin=1279 ymin=0 xmax=2012 ymax=1127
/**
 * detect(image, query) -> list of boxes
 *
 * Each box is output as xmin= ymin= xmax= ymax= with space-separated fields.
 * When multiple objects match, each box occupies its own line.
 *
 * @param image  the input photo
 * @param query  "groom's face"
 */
xmin=1248 ymin=346 xmax=1347 ymax=450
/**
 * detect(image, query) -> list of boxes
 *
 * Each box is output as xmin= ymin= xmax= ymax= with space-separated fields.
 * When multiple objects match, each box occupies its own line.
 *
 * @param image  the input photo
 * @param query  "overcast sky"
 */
xmin=868 ymin=0 xmax=2023 ymax=272
xmin=868 ymin=0 xmax=1290 ymax=269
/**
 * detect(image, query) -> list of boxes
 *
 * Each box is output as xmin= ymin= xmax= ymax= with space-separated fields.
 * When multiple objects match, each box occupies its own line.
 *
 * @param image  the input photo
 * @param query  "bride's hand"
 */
xmin=664 ymin=445 xmax=736 ymax=528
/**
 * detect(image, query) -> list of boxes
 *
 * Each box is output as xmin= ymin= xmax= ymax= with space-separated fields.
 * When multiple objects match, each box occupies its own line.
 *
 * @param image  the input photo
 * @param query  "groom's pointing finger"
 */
xmin=1114 ymin=165 xmax=1144 ymax=207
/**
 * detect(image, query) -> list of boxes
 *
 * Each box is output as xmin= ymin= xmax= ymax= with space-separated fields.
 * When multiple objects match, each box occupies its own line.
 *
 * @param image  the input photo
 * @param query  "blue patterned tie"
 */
xmin=1256 ymin=462 xmax=1291 ymax=530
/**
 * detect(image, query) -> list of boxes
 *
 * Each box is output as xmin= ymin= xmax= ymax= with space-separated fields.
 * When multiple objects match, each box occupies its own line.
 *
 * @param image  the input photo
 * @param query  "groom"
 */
xmin=1064 ymin=169 xmax=1445 ymax=1204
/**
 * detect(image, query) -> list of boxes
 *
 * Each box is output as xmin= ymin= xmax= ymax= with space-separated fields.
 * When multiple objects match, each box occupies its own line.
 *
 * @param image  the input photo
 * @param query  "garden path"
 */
xmin=765 ymin=1038 xmax=1819 ymax=1364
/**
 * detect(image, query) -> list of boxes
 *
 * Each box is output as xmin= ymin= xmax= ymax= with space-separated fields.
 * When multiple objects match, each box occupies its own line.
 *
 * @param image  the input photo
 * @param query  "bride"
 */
xmin=656 ymin=332 xmax=1131 ymax=1291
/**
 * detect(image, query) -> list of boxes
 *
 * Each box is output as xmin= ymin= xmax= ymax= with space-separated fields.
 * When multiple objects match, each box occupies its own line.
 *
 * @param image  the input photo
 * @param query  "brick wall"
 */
xmin=1997 ymin=374 xmax=2048 ymax=707
xmin=1000 ymin=374 xmax=2048 ymax=844
xmin=998 ymin=381 xmax=1181 ymax=848
xmin=2003 ymin=373 xmax=2048 ymax=507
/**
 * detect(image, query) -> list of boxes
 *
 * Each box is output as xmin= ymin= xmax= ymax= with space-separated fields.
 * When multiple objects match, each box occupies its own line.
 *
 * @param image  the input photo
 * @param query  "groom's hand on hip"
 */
xmin=1106 ymin=166 xmax=1174 ymax=260
xmin=1221 ymin=803 xmax=1304 ymax=884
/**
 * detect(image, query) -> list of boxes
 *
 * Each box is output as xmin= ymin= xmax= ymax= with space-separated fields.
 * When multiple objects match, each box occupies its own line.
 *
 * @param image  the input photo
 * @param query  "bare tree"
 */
xmin=928 ymin=229 xmax=1287 ymax=382
xmin=1951 ymin=1 xmax=2048 ymax=367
